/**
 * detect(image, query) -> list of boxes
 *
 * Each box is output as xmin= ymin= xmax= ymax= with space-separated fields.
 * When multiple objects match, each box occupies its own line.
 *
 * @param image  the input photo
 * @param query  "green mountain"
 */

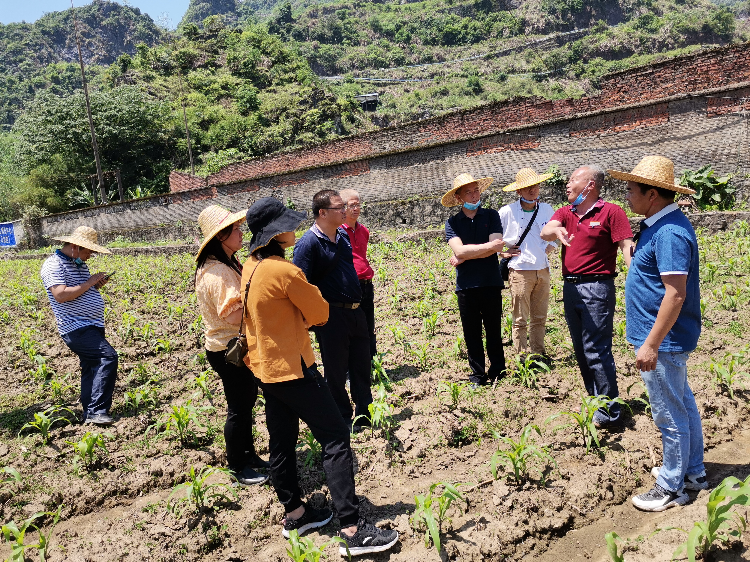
xmin=180 ymin=0 xmax=238 ymax=28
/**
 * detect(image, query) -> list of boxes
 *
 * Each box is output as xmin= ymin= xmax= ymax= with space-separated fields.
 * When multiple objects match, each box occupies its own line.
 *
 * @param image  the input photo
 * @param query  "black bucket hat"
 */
xmin=246 ymin=197 xmax=307 ymax=253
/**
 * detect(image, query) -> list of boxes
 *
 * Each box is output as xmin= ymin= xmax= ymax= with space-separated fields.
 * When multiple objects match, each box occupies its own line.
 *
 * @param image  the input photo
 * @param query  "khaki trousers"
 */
xmin=509 ymin=268 xmax=550 ymax=355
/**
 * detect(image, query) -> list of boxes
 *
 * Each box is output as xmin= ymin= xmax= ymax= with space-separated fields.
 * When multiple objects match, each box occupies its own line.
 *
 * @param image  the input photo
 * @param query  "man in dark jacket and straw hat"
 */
xmin=40 ymin=226 xmax=117 ymax=426
xmin=444 ymin=172 xmax=506 ymax=386
xmin=610 ymin=155 xmax=707 ymax=512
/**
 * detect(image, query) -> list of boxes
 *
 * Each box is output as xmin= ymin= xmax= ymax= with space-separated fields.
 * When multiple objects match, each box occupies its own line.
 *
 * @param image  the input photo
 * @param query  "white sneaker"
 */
xmin=650 ymin=466 xmax=709 ymax=491
xmin=632 ymin=483 xmax=689 ymax=511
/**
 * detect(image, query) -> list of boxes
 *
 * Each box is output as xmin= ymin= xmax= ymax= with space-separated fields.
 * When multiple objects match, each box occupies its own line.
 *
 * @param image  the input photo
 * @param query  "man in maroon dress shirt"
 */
xmin=339 ymin=189 xmax=377 ymax=359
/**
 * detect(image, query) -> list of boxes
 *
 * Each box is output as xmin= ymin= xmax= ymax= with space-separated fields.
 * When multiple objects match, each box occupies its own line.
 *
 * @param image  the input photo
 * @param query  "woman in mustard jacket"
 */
xmin=241 ymin=197 xmax=398 ymax=557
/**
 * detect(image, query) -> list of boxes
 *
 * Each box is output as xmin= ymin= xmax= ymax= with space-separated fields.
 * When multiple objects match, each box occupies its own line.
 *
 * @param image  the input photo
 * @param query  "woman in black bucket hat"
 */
xmin=240 ymin=197 xmax=399 ymax=556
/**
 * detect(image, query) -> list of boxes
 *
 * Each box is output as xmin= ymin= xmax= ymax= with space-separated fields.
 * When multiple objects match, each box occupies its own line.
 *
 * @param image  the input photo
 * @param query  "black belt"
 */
xmin=330 ymin=302 xmax=360 ymax=309
xmin=359 ymin=279 xmax=373 ymax=285
xmin=563 ymin=274 xmax=616 ymax=284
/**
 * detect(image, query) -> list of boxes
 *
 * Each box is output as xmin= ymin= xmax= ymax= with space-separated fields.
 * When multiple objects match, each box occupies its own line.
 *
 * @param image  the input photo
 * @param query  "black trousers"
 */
xmin=359 ymin=280 xmax=377 ymax=358
xmin=456 ymin=285 xmax=506 ymax=384
xmin=206 ymin=350 xmax=258 ymax=470
xmin=260 ymin=365 xmax=359 ymax=528
xmin=314 ymin=306 xmax=373 ymax=424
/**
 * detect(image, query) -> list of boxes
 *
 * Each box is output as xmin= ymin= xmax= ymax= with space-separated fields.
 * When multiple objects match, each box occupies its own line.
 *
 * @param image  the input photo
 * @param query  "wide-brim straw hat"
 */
xmin=503 ymin=168 xmax=554 ymax=192
xmin=608 ymin=156 xmax=696 ymax=195
xmin=246 ymin=197 xmax=307 ymax=253
xmin=441 ymin=173 xmax=494 ymax=207
xmin=51 ymin=226 xmax=110 ymax=254
xmin=196 ymin=204 xmax=247 ymax=260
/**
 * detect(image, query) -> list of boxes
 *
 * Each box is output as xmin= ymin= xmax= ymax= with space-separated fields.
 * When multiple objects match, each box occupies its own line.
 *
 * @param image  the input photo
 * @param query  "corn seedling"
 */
xmin=48 ymin=376 xmax=75 ymax=404
xmin=704 ymin=262 xmax=718 ymax=283
xmin=154 ymin=337 xmax=174 ymax=355
xmin=192 ymin=370 xmax=214 ymax=401
xmin=614 ymin=319 xmax=626 ymax=339
xmin=437 ymin=380 xmax=471 ymax=410
xmin=546 ymin=395 xmax=629 ymax=453
xmin=138 ymin=322 xmax=155 ymax=343
xmin=452 ymin=335 xmax=465 ymax=359
xmin=168 ymin=465 xmax=238 ymax=517
xmin=123 ymin=384 xmax=157 ymax=414
xmin=68 ymin=431 xmax=110 ymax=474
xmin=710 ymin=355 xmax=748 ymax=399
xmin=18 ymin=329 xmax=38 ymax=361
xmin=18 ymin=406 xmax=77 ymax=444
xmin=296 ymin=429 xmax=322 ymax=467
xmin=119 ymin=311 xmax=137 ymax=342
xmin=410 ymin=482 xmax=466 ymax=552
xmin=489 ymin=424 xmax=556 ymax=484
xmin=2 ymin=506 xmax=62 ymax=562
xmin=1 ymin=466 xmax=21 ymax=490
xmin=285 ymin=529 xmax=350 ymax=561
xmin=29 ymin=355 xmax=54 ymax=383
xmin=502 ymin=313 xmax=513 ymax=342
xmin=371 ymin=352 xmax=392 ymax=390
xmin=626 ymin=381 xmax=652 ymax=415
xmin=410 ymin=341 xmax=430 ymax=370
xmin=671 ymin=474 xmax=750 ymax=562
xmin=423 ymin=310 xmax=444 ymax=338
xmin=149 ymin=401 xmax=213 ymax=447
xmin=369 ymin=383 xmax=394 ymax=436
xmin=604 ymin=532 xmax=649 ymax=562
xmin=510 ymin=354 xmax=550 ymax=389
xmin=192 ymin=351 xmax=208 ymax=368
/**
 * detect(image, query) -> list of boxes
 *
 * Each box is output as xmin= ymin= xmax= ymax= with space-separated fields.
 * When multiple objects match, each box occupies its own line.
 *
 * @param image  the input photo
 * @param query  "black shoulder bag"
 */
xmin=499 ymin=203 xmax=540 ymax=282
xmin=225 ymin=258 xmax=264 ymax=367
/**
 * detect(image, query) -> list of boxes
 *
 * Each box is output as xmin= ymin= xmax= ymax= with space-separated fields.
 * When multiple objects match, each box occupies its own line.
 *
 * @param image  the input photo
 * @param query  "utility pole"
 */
xmin=71 ymin=0 xmax=107 ymax=203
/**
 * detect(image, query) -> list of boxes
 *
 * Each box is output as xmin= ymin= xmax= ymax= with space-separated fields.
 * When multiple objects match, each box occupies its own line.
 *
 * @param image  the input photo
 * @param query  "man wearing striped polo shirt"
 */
xmin=40 ymin=226 xmax=118 ymax=426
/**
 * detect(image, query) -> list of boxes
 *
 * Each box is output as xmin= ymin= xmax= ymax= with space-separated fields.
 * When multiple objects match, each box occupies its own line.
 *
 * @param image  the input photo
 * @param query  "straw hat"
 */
xmin=51 ymin=226 xmax=110 ymax=254
xmin=246 ymin=197 xmax=307 ymax=253
xmin=608 ymin=156 xmax=696 ymax=195
xmin=196 ymin=204 xmax=247 ymax=260
xmin=441 ymin=173 xmax=494 ymax=207
xmin=502 ymin=168 xmax=554 ymax=192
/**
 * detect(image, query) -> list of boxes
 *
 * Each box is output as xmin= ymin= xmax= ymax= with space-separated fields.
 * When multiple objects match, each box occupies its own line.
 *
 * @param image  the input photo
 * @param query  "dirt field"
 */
xmin=1 ymin=225 xmax=749 ymax=562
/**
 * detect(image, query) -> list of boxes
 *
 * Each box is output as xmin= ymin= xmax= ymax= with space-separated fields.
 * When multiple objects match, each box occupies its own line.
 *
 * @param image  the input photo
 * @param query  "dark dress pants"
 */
xmin=60 ymin=325 xmax=118 ymax=420
xmin=563 ymin=279 xmax=621 ymax=423
xmin=359 ymin=280 xmax=377 ymax=358
xmin=260 ymin=364 xmax=359 ymax=528
xmin=456 ymin=285 xmax=506 ymax=384
xmin=206 ymin=350 xmax=258 ymax=470
xmin=314 ymin=306 xmax=373 ymax=425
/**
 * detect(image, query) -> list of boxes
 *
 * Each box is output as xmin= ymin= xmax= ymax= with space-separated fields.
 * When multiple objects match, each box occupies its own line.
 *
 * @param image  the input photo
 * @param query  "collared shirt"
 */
xmin=498 ymin=200 xmax=556 ymax=271
xmin=340 ymin=222 xmax=374 ymax=280
xmin=550 ymin=199 xmax=633 ymax=276
xmin=195 ymin=259 xmax=244 ymax=352
xmin=445 ymin=206 xmax=503 ymax=291
xmin=625 ymin=204 xmax=701 ymax=352
xmin=40 ymin=251 xmax=105 ymax=335
xmin=293 ymin=224 xmax=362 ymax=303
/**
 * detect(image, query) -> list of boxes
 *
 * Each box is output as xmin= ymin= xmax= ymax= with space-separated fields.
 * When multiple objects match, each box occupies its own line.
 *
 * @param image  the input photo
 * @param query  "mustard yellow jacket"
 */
xmin=241 ymin=255 xmax=328 ymax=383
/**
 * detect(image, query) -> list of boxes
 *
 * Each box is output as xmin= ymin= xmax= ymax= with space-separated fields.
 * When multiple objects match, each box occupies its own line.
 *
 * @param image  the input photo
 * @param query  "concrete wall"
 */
xmin=21 ymin=42 xmax=750 ymax=246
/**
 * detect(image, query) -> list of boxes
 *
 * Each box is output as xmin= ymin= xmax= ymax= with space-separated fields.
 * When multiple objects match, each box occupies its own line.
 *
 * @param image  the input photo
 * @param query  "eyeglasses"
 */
xmin=322 ymin=206 xmax=346 ymax=212
xmin=346 ymin=204 xmax=361 ymax=210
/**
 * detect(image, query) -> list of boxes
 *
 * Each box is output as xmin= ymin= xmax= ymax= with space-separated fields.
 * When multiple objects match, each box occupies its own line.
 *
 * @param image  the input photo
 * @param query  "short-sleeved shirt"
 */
xmin=550 ymin=200 xmax=633 ymax=276
xmin=445 ymin=206 xmax=503 ymax=291
xmin=625 ymin=205 xmax=701 ymax=352
xmin=40 ymin=251 xmax=105 ymax=335
xmin=498 ymin=200 xmax=556 ymax=271
xmin=340 ymin=222 xmax=374 ymax=280
xmin=195 ymin=259 xmax=244 ymax=352
xmin=293 ymin=224 xmax=362 ymax=303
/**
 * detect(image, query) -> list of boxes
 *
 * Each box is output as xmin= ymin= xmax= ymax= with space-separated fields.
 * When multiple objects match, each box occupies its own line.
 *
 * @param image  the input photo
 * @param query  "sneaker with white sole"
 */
xmin=282 ymin=503 xmax=332 ymax=538
xmin=338 ymin=519 xmax=399 ymax=556
xmin=632 ymin=483 xmax=689 ymax=511
xmin=84 ymin=413 xmax=114 ymax=426
xmin=650 ymin=466 xmax=709 ymax=491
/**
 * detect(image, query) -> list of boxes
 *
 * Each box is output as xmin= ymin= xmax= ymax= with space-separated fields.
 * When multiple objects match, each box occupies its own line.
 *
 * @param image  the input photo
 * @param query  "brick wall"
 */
xmin=22 ymin=42 xmax=750 ymax=247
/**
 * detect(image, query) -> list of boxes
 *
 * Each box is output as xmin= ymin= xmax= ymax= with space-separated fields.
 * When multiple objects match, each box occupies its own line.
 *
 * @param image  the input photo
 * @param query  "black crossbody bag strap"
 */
xmin=237 ymin=258 xmax=264 ymax=337
xmin=516 ymin=203 xmax=540 ymax=248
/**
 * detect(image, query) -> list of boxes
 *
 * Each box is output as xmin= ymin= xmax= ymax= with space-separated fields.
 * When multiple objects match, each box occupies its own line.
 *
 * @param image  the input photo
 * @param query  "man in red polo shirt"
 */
xmin=541 ymin=165 xmax=633 ymax=429
xmin=339 ymin=189 xmax=377 ymax=359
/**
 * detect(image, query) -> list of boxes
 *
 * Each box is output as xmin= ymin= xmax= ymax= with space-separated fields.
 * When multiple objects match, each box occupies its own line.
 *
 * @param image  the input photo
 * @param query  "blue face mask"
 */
xmin=520 ymin=196 xmax=538 ymax=204
xmin=572 ymin=185 xmax=591 ymax=207
xmin=74 ymin=257 xmax=84 ymax=267
xmin=463 ymin=201 xmax=481 ymax=211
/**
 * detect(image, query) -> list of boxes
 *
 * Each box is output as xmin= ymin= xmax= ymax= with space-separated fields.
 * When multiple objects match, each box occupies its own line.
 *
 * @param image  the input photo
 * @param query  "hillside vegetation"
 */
xmin=0 ymin=0 xmax=747 ymax=222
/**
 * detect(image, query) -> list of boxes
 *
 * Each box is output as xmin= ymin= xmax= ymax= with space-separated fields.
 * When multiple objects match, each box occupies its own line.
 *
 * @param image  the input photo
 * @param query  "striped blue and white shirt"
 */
xmin=40 ymin=251 xmax=105 ymax=335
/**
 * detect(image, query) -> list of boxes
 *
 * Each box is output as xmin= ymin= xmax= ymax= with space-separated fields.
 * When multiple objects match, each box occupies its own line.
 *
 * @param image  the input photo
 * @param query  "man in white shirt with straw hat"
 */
xmin=609 ymin=155 xmax=706 ymax=512
xmin=499 ymin=168 xmax=557 ymax=365
xmin=40 ymin=226 xmax=117 ymax=426
xmin=444 ymin=172 xmax=506 ymax=386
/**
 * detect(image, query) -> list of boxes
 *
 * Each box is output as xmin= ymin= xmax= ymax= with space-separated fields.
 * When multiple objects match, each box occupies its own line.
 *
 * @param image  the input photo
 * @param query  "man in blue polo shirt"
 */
xmin=444 ymin=173 xmax=506 ymax=386
xmin=610 ymin=156 xmax=705 ymax=512
xmin=294 ymin=189 xmax=373 ymax=429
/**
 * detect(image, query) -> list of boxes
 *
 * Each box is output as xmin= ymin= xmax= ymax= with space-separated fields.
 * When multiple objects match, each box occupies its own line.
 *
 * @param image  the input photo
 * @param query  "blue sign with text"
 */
xmin=0 ymin=223 xmax=16 ymax=247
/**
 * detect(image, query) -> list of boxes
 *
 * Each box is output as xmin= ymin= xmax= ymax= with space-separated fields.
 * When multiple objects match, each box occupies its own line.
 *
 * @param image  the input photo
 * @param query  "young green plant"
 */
xmin=410 ymin=482 xmax=466 ymax=552
xmin=546 ymin=395 xmax=629 ymax=453
xmin=285 ymin=529 xmax=350 ymax=561
xmin=18 ymin=406 xmax=77 ymax=445
xmin=489 ymin=424 xmax=556 ymax=484
xmin=168 ymin=465 xmax=238 ymax=517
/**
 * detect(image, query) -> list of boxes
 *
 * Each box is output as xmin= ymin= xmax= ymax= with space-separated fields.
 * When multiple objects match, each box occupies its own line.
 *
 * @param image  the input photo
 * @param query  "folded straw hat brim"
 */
xmin=50 ymin=235 xmax=111 ymax=254
xmin=502 ymin=172 xmax=554 ymax=192
xmin=607 ymin=169 xmax=696 ymax=195
xmin=441 ymin=177 xmax=494 ymax=207
xmin=195 ymin=210 xmax=247 ymax=260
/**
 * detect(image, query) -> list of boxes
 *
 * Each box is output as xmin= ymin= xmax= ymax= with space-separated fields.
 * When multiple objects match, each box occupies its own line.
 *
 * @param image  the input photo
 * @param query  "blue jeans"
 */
xmin=61 ymin=325 xmax=118 ymax=420
xmin=636 ymin=347 xmax=705 ymax=492
xmin=563 ymin=279 xmax=620 ymax=423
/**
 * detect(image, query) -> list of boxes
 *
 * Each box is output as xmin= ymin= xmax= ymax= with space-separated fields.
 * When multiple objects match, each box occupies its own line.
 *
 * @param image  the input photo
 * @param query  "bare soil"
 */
xmin=0 ymin=229 xmax=749 ymax=561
